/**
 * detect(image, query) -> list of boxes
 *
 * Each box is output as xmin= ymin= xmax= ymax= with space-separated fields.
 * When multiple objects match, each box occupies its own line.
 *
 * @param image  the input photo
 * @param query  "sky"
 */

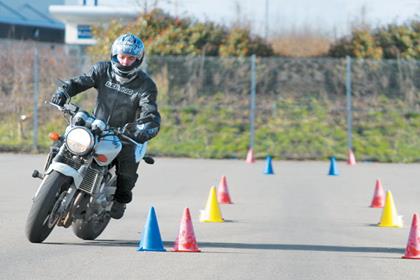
xmin=95 ymin=0 xmax=420 ymax=37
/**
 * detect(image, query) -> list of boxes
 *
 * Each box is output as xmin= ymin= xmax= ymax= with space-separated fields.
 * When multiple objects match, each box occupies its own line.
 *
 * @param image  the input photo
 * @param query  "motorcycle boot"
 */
xmin=110 ymin=201 xmax=126 ymax=219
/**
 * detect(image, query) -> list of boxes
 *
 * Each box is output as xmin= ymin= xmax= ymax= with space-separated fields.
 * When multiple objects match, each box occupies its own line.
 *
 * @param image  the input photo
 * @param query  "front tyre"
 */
xmin=25 ymin=171 xmax=72 ymax=243
xmin=72 ymin=214 xmax=111 ymax=240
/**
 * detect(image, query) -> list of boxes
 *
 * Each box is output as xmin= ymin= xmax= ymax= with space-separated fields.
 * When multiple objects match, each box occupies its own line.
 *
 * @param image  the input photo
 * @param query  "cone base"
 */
xmin=378 ymin=216 xmax=403 ymax=228
xmin=137 ymin=247 xmax=166 ymax=252
xmin=218 ymin=193 xmax=233 ymax=204
xmin=199 ymin=209 xmax=224 ymax=223
xmin=173 ymin=248 xmax=201 ymax=252
xmin=199 ymin=216 xmax=224 ymax=223
xmin=219 ymin=201 xmax=233 ymax=204
xmin=378 ymin=224 xmax=403 ymax=228
xmin=137 ymin=249 xmax=166 ymax=252
xmin=402 ymin=256 xmax=420 ymax=259
xmin=370 ymin=204 xmax=384 ymax=208
xmin=200 ymin=220 xmax=224 ymax=223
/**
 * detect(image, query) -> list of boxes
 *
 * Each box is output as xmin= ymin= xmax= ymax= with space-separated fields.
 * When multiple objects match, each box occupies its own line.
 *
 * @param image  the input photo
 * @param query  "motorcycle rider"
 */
xmin=50 ymin=33 xmax=160 ymax=219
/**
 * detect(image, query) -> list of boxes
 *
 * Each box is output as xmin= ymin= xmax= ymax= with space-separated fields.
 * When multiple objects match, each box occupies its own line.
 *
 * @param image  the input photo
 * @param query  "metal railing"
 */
xmin=1 ymin=41 xmax=419 ymax=161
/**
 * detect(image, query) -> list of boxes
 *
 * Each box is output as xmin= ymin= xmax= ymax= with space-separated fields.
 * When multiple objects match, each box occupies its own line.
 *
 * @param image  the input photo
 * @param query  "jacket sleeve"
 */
xmin=135 ymin=78 xmax=161 ymax=139
xmin=59 ymin=62 xmax=103 ymax=97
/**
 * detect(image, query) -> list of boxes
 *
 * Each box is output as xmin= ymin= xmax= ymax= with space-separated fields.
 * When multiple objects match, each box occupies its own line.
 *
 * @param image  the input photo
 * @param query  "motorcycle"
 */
xmin=26 ymin=101 xmax=154 ymax=243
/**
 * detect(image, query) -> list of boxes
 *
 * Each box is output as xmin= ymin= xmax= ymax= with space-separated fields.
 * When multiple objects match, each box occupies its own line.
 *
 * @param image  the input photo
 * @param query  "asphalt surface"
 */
xmin=0 ymin=153 xmax=419 ymax=279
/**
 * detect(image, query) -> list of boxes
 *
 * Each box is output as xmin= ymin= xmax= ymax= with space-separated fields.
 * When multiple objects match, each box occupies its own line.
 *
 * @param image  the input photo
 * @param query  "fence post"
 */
xmin=345 ymin=56 xmax=353 ymax=152
xmin=249 ymin=54 xmax=257 ymax=150
xmin=32 ymin=47 xmax=40 ymax=152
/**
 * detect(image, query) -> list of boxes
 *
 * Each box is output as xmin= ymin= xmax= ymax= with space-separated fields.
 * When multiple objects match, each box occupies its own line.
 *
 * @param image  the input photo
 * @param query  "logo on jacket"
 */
xmin=105 ymin=80 xmax=135 ymax=96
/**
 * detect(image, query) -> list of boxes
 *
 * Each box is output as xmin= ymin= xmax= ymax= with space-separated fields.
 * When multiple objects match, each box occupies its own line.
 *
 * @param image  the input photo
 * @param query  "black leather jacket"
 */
xmin=60 ymin=61 xmax=160 ymax=140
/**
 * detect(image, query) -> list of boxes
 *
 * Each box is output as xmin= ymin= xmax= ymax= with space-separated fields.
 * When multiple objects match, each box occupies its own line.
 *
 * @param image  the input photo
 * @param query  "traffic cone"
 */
xmin=173 ymin=208 xmax=200 ymax=252
xmin=347 ymin=149 xmax=356 ymax=165
xmin=370 ymin=179 xmax=385 ymax=208
xmin=137 ymin=207 xmax=166 ymax=252
xmin=217 ymin=175 xmax=233 ymax=204
xmin=402 ymin=213 xmax=420 ymax=259
xmin=328 ymin=157 xmax=338 ymax=176
xmin=200 ymin=186 xmax=224 ymax=223
xmin=378 ymin=191 xmax=403 ymax=228
xmin=264 ymin=156 xmax=274 ymax=175
xmin=246 ymin=148 xmax=256 ymax=163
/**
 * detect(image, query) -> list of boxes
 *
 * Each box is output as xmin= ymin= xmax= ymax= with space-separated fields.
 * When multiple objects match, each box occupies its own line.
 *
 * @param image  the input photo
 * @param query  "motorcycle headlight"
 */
xmin=65 ymin=127 xmax=94 ymax=155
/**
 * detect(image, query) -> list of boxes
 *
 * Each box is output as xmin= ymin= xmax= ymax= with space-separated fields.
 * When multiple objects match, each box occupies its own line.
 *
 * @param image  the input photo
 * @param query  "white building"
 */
xmin=49 ymin=0 xmax=141 ymax=45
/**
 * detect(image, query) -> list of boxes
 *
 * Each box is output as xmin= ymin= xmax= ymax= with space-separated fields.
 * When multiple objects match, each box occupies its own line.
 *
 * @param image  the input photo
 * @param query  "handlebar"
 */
xmin=110 ymin=127 xmax=142 ymax=146
xmin=48 ymin=102 xmax=79 ymax=116
xmin=48 ymin=101 xmax=141 ymax=146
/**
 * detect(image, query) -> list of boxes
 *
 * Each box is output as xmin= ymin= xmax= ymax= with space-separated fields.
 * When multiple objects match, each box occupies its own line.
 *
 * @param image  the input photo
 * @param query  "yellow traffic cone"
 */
xmin=378 ymin=191 xmax=403 ymax=228
xmin=200 ymin=186 xmax=224 ymax=223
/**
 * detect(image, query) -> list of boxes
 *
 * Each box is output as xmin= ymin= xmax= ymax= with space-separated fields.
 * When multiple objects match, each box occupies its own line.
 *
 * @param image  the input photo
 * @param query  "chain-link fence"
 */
xmin=1 ymin=41 xmax=419 ymax=162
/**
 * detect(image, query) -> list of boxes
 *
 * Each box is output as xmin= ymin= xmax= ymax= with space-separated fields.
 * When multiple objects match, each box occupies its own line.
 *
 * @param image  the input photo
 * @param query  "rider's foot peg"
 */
xmin=143 ymin=156 xmax=154 ymax=165
xmin=32 ymin=170 xmax=44 ymax=180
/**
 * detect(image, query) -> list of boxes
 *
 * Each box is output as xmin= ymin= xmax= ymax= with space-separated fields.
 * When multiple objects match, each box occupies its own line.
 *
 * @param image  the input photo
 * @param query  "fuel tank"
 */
xmin=93 ymin=134 xmax=122 ymax=166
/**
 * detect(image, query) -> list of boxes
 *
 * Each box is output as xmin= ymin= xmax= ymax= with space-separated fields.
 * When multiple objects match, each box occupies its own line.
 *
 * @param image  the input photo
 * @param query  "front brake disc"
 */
xmin=48 ymin=191 xmax=66 ymax=228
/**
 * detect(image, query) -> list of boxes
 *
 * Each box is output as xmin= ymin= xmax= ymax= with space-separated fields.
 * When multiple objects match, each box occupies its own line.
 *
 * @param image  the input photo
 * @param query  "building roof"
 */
xmin=0 ymin=0 xmax=64 ymax=29
xmin=49 ymin=5 xmax=140 ymax=24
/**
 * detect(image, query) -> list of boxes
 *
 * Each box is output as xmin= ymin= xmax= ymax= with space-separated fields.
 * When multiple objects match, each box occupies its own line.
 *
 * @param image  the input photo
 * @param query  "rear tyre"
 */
xmin=25 ymin=171 xmax=72 ymax=243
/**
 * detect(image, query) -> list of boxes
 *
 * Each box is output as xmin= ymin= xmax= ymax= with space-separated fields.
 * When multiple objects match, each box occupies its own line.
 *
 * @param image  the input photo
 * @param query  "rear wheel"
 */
xmin=25 ymin=171 xmax=72 ymax=243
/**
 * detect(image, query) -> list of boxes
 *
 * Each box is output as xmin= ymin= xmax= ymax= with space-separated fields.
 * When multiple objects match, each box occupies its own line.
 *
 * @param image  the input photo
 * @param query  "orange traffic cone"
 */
xmin=370 ymin=179 xmax=385 ymax=208
xmin=246 ymin=148 xmax=256 ymax=163
xmin=347 ymin=149 xmax=356 ymax=165
xmin=217 ymin=175 xmax=233 ymax=204
xmin=173 ymin=208 xmax=200 ymax=252
xmin=402 ymin=213 xmax=420 ymax=259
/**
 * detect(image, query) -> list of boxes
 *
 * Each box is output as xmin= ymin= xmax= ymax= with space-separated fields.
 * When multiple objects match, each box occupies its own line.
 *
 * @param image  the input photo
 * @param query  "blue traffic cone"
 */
xmin=137 ymin=207 xmax=166 ymax=252
xmin=264 ymin=156 xmax=274 ymax=175
xmin=328 ymin=157 xmax=338 ymax=176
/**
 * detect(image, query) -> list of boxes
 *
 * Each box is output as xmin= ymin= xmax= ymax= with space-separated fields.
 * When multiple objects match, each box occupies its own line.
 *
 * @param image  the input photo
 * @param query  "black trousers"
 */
xmin=113 ymin=143 xmax=140 ymax=203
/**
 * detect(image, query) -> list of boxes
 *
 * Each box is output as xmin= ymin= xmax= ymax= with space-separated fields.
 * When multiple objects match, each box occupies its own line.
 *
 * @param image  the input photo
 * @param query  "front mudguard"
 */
xmin=46 ymin=162 xmax=83 ymax=188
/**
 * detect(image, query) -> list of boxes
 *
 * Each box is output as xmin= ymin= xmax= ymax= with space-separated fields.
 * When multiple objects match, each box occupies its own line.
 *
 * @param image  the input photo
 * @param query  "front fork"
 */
xmin=44 ymin=140 xmax=63 ymax=171
xmin=50 ymin=184 xmax=78 ymax=228
xmin=32 ymin=141 xmax=63 ymax=180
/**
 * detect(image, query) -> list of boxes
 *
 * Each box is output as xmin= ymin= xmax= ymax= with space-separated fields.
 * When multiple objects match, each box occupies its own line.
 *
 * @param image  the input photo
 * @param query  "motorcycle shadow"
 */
xmin=44 ymin=239 xmax=140 ymax=247
xmin=44 ymin=240 xmax=182 ymax=248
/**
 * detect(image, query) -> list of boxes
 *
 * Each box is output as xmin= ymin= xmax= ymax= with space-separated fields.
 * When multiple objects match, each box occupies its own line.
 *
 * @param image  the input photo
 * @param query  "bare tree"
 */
xmin=133 ymin=0 xmax=163 ymax=13
xmin=231 ymin=0 xmax=252 ymax=30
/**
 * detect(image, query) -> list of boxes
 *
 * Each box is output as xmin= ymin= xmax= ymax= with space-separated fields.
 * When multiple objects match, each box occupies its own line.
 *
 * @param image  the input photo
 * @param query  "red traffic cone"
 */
xmin=402 ymin=213 xmax=420 ymax=259
xmin=173 ymin=208 xmax=200 ymax=252
xmin=347 ymin=149 xmax=356 ymax=165
xmin=370 ymin=179 xmax=385 ymax=208
xmin=246 ymin=148 xmax=256 ymax=163
xmin=217 ymin=175 xmax=233 ymax=204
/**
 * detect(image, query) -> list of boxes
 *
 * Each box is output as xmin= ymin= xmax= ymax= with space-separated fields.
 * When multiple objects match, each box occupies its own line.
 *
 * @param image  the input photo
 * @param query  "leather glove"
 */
xmin=51 ymin=90 xmax=68 ymax=107
xmin=122 ymin=122 xmax=159 ymax=144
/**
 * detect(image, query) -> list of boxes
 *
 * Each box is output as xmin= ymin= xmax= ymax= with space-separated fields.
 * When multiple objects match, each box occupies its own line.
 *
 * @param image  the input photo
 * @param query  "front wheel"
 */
xmin=72 ymin=214 xmax=111 ymax=240
xmin=25 ymin=171 xmax=72 ymax=243
xmin=72 ymin=174 xmax=115 ymax=240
